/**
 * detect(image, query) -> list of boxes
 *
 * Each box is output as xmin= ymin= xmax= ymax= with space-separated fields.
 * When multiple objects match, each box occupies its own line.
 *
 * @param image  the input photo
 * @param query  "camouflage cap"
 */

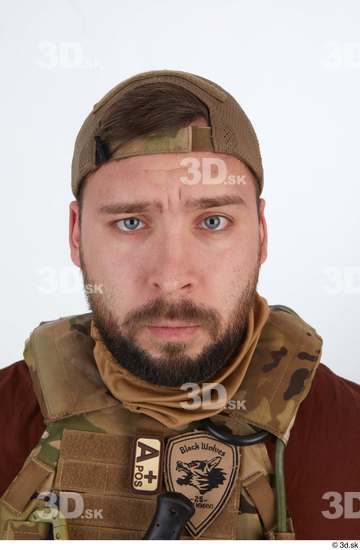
xmin=71 ymin=69 xmax=263 ymax=198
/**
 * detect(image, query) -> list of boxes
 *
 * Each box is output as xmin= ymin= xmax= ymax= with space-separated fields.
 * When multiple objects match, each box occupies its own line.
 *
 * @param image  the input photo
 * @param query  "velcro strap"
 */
xmin=5 ymin=520 xmax=49 ymax=540
xmin=67 ymin=524 xmax=144 ymax=539
xmin=54 ymin=429 xmax=133 ymax=495
xmin=109 ymin=126 xmax=214 ymax=161
xmin=55 ymin=459 xmax=129 ymax=494
xmin=65 ymin=493 xmax=155 ymax=531
xmin=242 ymin=472 xmax=275 ymax=532
xmin=57 ymin=429 xmax=131 ymax=463
xmin=2 ymin=458 xmax=53 ymax=514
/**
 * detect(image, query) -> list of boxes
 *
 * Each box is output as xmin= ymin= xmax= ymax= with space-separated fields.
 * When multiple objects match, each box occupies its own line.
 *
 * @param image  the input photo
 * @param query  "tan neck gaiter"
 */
xmin=91 ymin=291 xmax=270 ymax=428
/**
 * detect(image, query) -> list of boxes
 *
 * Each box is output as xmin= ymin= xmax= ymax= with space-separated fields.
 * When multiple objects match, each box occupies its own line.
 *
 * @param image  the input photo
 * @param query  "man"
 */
xmin=1 ymin=70 xmax=359 ymax=540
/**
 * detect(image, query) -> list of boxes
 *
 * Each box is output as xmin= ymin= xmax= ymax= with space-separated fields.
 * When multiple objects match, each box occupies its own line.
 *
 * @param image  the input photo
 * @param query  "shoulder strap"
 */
xmin=227 ymin=304 xmax=322 ymax=445
xmin=23 ymin=313 xmax=118 ymax=423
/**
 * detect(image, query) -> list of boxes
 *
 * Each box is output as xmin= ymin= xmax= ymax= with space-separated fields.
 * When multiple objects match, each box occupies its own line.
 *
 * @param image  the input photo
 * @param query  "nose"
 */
xmin=147 ymin=232 xmax=198 ymax=296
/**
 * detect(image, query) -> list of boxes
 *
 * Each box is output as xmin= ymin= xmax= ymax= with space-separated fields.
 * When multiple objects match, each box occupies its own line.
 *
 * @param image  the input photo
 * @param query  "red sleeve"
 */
xmin=265 ymin=363 xmax=360 ymax=539
xmin=0 ymin=361 xmax=45 ymax=496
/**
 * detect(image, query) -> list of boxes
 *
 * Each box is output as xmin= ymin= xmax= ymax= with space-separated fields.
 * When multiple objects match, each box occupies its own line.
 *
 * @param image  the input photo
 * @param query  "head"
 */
xmin=69 ymin=83 xmax=267 ymax=387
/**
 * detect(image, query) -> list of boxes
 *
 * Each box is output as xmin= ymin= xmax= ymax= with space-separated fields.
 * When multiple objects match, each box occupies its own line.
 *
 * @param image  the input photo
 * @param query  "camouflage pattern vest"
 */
xmin=0 ymin=305 xmax=322 ymax=540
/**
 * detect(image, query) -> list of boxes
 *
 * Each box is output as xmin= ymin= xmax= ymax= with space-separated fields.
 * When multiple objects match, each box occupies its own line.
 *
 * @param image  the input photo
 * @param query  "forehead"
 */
xmin=84 ymin=151 xmax=256 ymax=203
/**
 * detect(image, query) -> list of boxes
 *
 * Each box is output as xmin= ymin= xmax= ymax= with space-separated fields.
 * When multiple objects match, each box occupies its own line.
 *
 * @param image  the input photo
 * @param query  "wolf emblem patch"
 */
xmin=164 ymin=430 xmax=240 ymax=538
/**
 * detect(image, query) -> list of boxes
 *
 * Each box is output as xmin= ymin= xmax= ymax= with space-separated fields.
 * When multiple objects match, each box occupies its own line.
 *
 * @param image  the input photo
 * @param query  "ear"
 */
xmin=258 ymin=198 xmax=268 ymax=265
xmin=69 ymin=200 xmax=81 ymax=267
xmin=207 ymin=456 xmax=221 ymax=470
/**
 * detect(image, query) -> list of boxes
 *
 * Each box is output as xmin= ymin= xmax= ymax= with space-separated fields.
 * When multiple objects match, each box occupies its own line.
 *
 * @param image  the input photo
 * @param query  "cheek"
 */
xmin=211 ymin=236 xmax=258 ymax=278
xmin=95 ymin=254 xmax=152 ymax=322
xmin=207 ymin=240 xmax=259 ymax=304
xmin=231 ymin=225 xmax=260 ymax=269
xmin=94 ymin=254 xmax=141 ymax=299
xmin=82 ymin=223 xmax=140 ymax=277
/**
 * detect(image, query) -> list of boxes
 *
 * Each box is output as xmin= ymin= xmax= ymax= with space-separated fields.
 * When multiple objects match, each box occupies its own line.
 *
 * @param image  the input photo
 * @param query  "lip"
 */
xmin=148 ymin=320 xmax=200 ymax=328
xmin=147 ymin=324 xmax=200 ymax=339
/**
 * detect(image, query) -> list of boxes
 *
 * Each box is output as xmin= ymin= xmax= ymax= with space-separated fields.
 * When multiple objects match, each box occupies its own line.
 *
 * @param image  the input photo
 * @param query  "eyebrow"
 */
xmin=98 ymin=194 xmax=246 ymax=215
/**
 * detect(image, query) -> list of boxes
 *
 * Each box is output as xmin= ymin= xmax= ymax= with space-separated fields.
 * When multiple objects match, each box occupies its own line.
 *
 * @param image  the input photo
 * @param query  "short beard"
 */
xmin=80 ymin=247 xmax=261 ymax=387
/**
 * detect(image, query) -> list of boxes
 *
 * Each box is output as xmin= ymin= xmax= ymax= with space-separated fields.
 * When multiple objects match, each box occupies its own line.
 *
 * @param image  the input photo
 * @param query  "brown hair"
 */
xmin=78 ymin=83 xmax=260 ymax=219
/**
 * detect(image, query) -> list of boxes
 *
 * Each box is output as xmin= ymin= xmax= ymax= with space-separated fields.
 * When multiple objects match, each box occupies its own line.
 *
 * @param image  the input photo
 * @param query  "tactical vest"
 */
xmin=0 ymin=305 xmax=322 ymax=540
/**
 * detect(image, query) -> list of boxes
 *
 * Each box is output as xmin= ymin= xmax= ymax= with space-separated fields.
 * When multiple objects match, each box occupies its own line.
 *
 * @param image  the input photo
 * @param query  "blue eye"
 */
xmin=201 ymin=215 xmax=229 ymax=231
xmin=116 ymin=217 xmax=145 ymax=231
xmin=115 ymin=215 xmax=230 ymax=233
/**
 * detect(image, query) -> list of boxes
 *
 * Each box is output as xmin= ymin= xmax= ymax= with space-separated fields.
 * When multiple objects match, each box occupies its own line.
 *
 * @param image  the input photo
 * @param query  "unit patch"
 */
xmin=164 ymin=430 xmax=240 ymax=538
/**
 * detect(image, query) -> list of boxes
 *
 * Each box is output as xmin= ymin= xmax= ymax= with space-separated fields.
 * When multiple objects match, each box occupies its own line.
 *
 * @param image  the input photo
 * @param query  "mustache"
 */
xmin=122 ymin=297 xmax=222 ymax=339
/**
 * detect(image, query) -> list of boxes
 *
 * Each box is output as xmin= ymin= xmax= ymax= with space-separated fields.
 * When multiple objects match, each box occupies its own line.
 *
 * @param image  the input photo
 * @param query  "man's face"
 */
xmin=69 ymin=122 xmax=268 ymax=386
